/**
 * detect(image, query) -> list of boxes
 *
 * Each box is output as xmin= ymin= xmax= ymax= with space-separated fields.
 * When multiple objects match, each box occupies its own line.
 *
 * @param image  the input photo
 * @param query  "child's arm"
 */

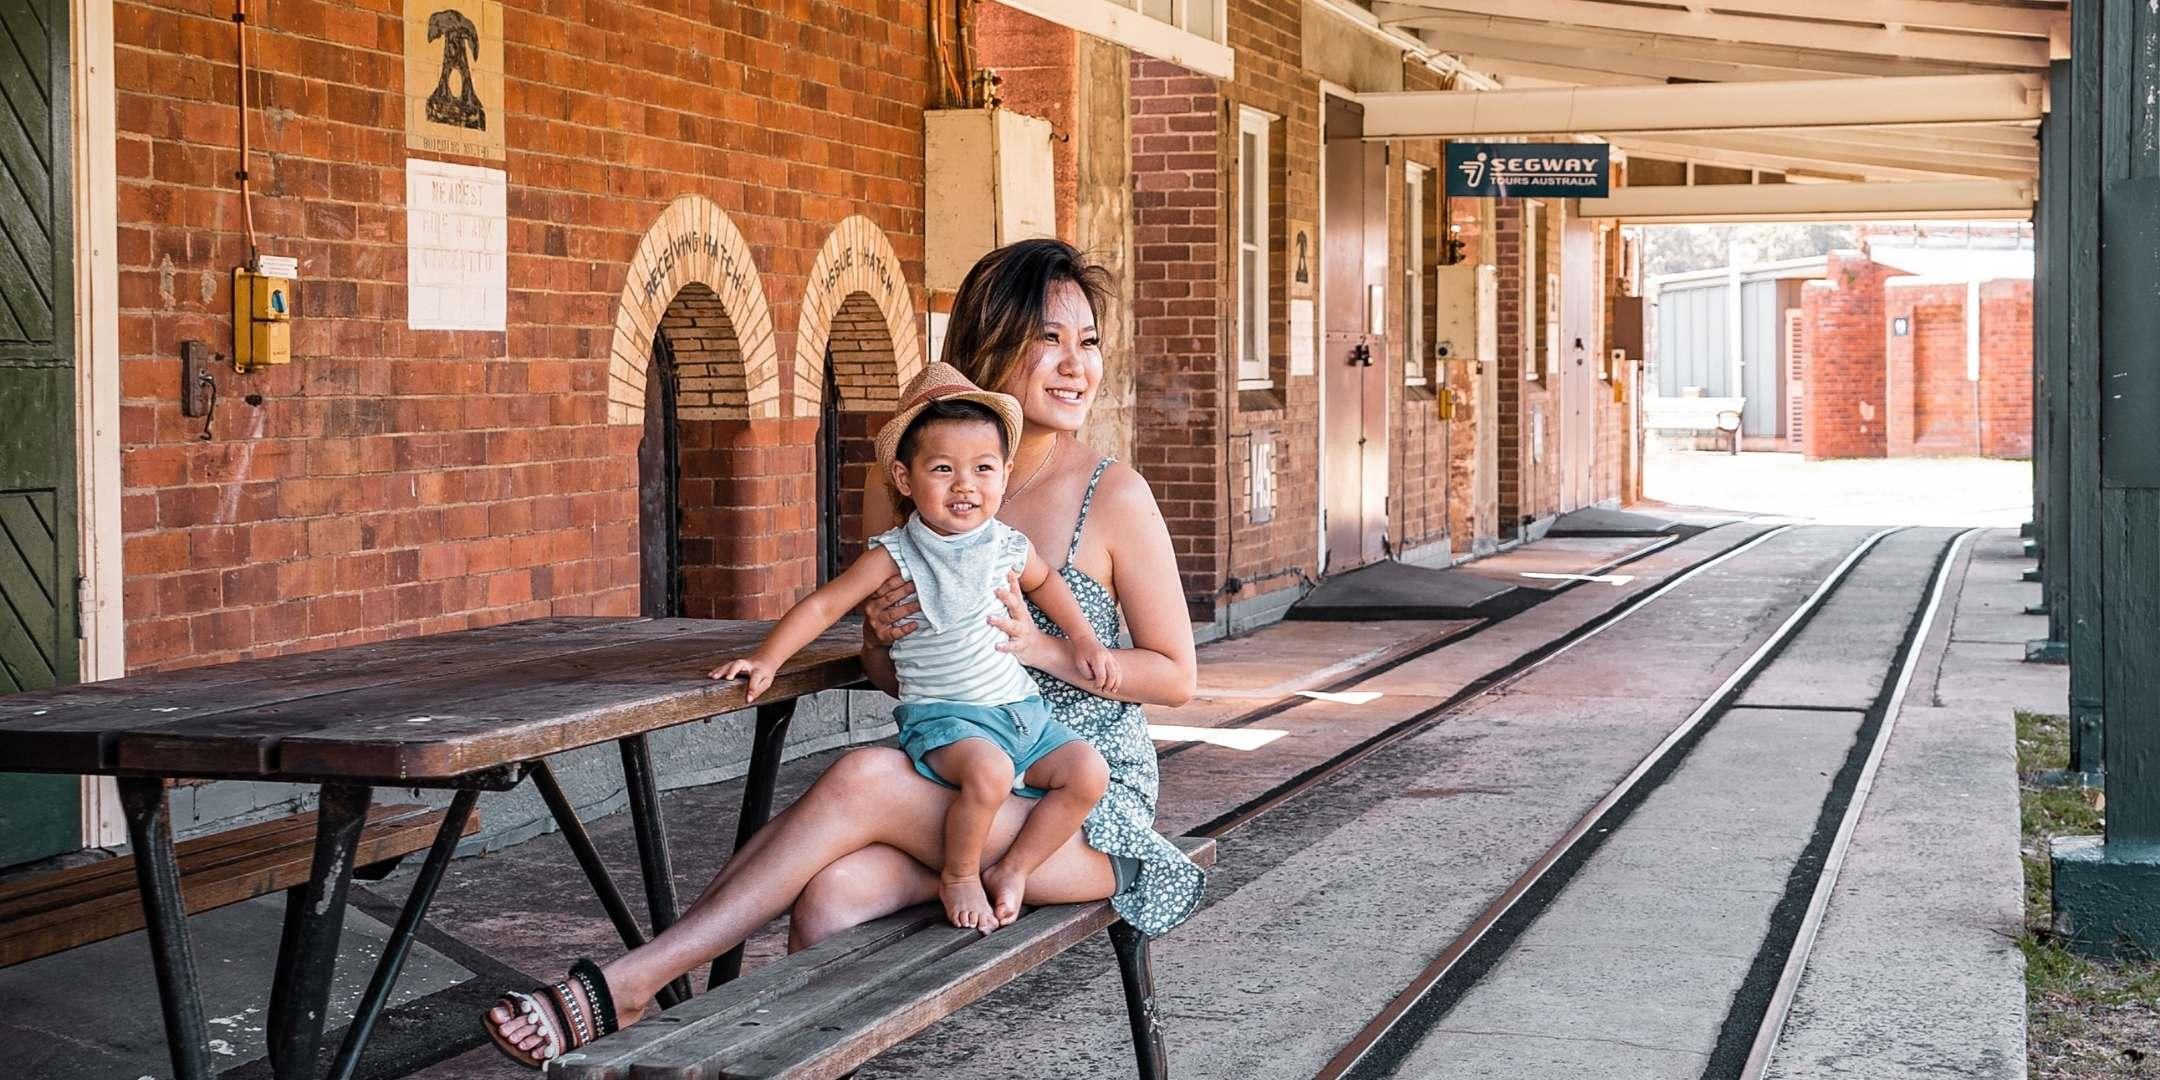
xmin=711 ymin=547 xmax=898 ymax=701
xmin=1017 ymin=544 xmax=1122 ymax=693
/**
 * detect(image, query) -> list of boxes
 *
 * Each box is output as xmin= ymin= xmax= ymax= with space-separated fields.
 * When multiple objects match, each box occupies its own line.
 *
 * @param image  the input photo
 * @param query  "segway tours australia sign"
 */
xmin=1446 ymin=143 xmax=1610 ymax=198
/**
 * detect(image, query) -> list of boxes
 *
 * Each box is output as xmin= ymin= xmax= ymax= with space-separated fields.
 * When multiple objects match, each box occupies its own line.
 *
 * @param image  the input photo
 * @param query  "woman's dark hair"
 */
xmin=943 ymin=239 xmax=1114 ymax=395
xmin=896 ymin=399 xmax=1009 ymax=466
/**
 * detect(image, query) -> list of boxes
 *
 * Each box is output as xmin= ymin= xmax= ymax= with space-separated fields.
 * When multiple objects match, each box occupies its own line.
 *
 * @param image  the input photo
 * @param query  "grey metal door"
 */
xmin=0 ymin=0 xmax=81 ymax=867
xmin=1322 ymin=96 xmax=1388 ymax=570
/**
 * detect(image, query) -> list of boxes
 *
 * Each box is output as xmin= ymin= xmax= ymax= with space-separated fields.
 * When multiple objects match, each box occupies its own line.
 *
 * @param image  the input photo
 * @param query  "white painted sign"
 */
xmin=406 ymin=159 xmax=507 ymax=331
xmin=1289 ymin=298 xmax=1315 ymax=376
xmin=1146 ymin=725 xmax=1288 ymax=751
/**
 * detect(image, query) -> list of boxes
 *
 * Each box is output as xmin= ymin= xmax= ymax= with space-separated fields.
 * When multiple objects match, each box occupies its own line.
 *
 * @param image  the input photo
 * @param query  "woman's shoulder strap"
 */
xmin=1065 ymin=458 xmax=1117 ymax=566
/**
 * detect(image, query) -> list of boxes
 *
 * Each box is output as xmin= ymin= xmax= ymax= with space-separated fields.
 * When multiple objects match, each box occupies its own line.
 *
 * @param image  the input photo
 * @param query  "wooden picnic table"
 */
xmin=0 ymin=615 xmax=865 ymax=1080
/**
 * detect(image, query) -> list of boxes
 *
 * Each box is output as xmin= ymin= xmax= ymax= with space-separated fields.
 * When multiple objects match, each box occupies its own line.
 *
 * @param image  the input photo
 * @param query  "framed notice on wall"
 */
xmin=406 ymin=0 xmax=506 ymax=160
xmin=407 ymin=159 xmax=508 ymax=331
xmin=1289 ymin=298 xmax=1315 ymax=377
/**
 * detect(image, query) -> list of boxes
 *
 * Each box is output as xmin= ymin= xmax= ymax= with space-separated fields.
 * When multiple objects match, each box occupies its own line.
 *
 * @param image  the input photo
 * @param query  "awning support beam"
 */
xmin=1359 ymin=74 xmax=2045 ymax=140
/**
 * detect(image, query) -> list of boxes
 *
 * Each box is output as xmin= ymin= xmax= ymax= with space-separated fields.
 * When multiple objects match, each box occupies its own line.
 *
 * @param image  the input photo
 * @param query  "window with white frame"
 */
xmin=1237 ymin=107 xmax=1273 ymax=389
xmin=1136 ymin=0 xmax=1224 ymax=43
xmin=1405 ymin=164 xmax=1429 ymax=387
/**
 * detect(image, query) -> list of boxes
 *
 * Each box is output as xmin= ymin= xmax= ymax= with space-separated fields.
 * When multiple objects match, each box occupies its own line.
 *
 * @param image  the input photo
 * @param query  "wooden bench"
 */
xmin=0 ymin=801 xmax=475 ymax=969
xmin=552 ymin=836 xmax=1216 ymax=1080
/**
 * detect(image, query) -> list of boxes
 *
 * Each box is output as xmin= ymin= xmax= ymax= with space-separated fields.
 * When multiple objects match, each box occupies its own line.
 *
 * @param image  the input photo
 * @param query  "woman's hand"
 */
xmin=860 ymin=573 xmax=921 ymax=647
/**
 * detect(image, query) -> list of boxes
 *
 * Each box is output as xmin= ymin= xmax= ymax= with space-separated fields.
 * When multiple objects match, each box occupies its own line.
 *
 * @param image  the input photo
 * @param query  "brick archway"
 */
xmin=792 ymin=215 xmax=920 ymax=417
xmin=607 ymin=195 xmax=780 ymax=426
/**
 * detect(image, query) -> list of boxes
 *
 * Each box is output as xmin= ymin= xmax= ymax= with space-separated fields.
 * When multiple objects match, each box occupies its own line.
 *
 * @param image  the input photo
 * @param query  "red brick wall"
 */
xmin=1980 ymin=279 xmax=2034 ymax=458
xmin=1129 ymin=56 xmax=1225 ymax=618
xmin=116 ymin=0 xmax=929 ymax=669
xmin=1809 ymin=258 xmax=2032 ymax=461
xmin=1387 ymin=63 xmax=1451 ymax=557
xmin=974 ymin=5 xmax=1079 ymax=244
xmin=1800 ymin=253 xmax=1895 ymax=460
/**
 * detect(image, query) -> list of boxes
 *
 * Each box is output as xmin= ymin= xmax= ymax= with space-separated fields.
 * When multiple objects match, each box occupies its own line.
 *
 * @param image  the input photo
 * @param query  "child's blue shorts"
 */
xmin=893 ymin=695 xmax=1083 ymax=798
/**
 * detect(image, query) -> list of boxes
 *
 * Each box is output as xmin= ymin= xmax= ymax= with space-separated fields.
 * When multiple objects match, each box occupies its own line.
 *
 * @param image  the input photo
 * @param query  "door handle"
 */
xmin=1350 ymin=343 xmax=1373 ymax=367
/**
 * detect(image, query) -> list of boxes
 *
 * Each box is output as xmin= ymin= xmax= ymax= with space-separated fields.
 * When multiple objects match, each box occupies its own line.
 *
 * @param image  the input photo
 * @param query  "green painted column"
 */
xmin=2052 ymin=0 xmax=2160 ymax=956
xmin=2027 ymin=61 xmax=2072 ymax=669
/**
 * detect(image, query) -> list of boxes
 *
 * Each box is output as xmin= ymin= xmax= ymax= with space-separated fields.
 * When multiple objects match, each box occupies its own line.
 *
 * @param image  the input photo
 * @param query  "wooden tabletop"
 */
xmin=0 ymin=617 xmax=867 ymax=784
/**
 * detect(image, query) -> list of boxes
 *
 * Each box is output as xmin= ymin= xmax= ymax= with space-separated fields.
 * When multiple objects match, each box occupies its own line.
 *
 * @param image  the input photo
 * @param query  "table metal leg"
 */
xmin=709 ymin=700 xmax=796 ymax=989
xmin=268 ymin=783 xmax=372 ymax=1080
xmin=118 ymin=777 xmax=212 ymax=1080
xmin=529 ymin=759 xmax=683 ymax=1009
xmin=325 ymin=788 xmax=478 ymax=1080
xmin=620 ymin=734 xmax=693 ymax=1005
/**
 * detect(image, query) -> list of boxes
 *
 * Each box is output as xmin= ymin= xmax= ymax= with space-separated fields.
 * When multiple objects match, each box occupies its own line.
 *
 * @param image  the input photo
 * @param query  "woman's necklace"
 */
xmin=1008 ymin=436 xmax=1061 ymax=504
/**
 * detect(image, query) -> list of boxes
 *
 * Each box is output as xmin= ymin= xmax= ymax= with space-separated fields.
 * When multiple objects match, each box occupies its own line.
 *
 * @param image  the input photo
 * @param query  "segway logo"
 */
xmin=1446 ymin=143 xmax=1610 ymax=198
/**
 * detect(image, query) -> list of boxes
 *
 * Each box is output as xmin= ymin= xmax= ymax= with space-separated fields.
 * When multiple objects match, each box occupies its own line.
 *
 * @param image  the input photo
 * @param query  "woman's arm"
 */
xmin=992 ymin=466 xmax=1196 ymax=707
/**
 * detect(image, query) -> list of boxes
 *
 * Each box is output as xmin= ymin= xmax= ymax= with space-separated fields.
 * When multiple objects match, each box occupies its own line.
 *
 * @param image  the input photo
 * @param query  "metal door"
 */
xmin=1321 ymin=96 xmax=1389 ymax=570
xmin=0 ymin=0 xmax=81 ymax=867
xmin=1558 ymin=215 xmax=1598 ymax=510
xmin=637 ymin=333 xmax=683 ymax=617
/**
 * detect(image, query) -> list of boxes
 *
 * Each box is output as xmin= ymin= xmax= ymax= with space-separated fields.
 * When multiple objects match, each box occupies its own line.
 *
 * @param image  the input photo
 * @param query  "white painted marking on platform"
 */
xmin=1519 ymin=572 xmax=1637 ymax=586
xmin=1294 ymin=690 xmax=1385 ymax=705
xmin=1147 ymin=725 xmax=1288 ymax=751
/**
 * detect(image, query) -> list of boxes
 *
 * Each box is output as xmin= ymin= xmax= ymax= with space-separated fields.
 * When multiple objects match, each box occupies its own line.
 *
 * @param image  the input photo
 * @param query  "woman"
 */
xmin=485 ymin=239 xmax=1204 ymax=1065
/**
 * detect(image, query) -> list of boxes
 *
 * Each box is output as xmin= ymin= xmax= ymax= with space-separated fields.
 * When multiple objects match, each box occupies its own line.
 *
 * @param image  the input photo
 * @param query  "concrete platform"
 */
xmin=1763 ymin=530 xmax=2031 ymax=1079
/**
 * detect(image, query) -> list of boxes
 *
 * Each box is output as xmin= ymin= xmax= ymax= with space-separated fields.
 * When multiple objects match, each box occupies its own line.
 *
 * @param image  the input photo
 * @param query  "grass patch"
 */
xmin=2019 ymin=709 xmax=2160 ymax=1076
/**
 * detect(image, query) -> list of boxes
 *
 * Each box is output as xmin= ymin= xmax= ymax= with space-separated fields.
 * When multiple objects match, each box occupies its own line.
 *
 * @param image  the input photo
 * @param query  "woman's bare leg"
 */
xmin=488 ymin=747 xmax=1119 ymax=1059
xmin=793 ymin=828 xmax=1120 ymax=950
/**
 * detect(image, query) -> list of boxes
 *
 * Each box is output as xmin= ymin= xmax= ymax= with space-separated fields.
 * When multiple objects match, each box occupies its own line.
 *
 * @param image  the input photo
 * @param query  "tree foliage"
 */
xmin=1633 ymin=223 xmax=1859 ymax=278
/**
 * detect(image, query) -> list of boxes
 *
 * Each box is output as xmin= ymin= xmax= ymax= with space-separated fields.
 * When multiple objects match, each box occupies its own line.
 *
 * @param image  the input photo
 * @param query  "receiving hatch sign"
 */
xmin=1447 ymin=143 xmax=1610 ymax=198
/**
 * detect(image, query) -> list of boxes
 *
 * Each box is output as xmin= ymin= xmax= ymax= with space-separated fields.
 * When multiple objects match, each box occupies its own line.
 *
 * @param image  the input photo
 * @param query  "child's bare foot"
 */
xmin=981 ymin=861 xmax=1028 ymax=926
xmin=940 ymin=874 xmax=997 ymax=934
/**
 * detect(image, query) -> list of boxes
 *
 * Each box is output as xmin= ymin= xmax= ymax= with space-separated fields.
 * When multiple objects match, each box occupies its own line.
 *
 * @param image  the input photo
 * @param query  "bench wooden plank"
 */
xmin=550 ymin=911 xmax=950 ymax=1079
xmin=101 ymin=623 xmax=861 ymax=781
xmin=0 ymin=802 xmax=475 ymax=968
xmin=551 ymin=837 xmax=1215 ymax=1080
xmin=732 ymin=837 xmax=1216 ymax=1080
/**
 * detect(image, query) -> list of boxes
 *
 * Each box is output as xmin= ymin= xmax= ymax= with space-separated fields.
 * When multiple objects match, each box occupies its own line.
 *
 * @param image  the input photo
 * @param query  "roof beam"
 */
xmin=1629 ymin=131 xmax=2034 ymax=180
xmin=1611 ymin=140 xmax=1977 ymax=184
xmin=1757 ymin=125 xmax=2038 ymax=161
xmin=1453 ymin=53 xmax=1663 ymax=87
xmin=1577 ymin=179 xmax=2033 ymax=223
xmin=1359 ymin=74 xmax=2045 ymax=139
xmin=1392 ymin=16 xmax=2016 ymax=80
xmin=1613 ymin=0 xmax=2060 ymax=38
xmin=1372 ymin=1 xmax=2050 ymax=68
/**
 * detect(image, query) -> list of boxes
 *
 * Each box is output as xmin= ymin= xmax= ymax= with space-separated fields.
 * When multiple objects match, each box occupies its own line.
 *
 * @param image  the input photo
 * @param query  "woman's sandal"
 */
xmin=485 ymin=957 xmax=620 ymax=1069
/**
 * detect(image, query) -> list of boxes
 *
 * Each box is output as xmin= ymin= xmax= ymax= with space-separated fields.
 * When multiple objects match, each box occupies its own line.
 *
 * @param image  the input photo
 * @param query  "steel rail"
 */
xmin=1311 ymin=526 xmax=1906 ymax=1080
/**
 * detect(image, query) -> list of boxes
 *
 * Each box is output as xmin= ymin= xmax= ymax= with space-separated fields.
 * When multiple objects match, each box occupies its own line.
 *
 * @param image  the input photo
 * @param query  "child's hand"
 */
xmin=1073 ymin=639 xmax=1121 ymax=694
xmin=710 ymin=657 xmax=775 ymax=702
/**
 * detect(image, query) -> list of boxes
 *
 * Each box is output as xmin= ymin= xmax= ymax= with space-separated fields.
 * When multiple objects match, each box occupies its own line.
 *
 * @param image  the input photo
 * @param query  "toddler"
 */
xmin=712 ymin=362 xmax=1117 ymax=932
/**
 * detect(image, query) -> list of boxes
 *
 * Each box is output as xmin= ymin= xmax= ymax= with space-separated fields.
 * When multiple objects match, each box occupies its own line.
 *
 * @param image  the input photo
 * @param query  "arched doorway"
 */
xmin=794 ymin=217 xmax=921 ymax=580
xmin=607 ymin=196 xmax=784 ymax=618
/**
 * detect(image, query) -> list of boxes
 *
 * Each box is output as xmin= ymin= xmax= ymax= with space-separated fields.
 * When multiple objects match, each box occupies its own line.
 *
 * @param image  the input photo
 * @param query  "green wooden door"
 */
xmin=0 ymin=0 xmax=81 ymax=868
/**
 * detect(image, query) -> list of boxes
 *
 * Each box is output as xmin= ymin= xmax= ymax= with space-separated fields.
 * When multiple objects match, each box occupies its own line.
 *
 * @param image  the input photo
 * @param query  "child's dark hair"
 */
xmin=896 ymin=399 xmax=1009 ymax=465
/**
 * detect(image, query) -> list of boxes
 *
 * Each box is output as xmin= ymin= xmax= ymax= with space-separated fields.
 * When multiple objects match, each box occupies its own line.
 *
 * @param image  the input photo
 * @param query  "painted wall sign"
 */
xmin=405 ymin=0 xmax=506 ymax=160
xmin=1288 ymin=220 xmax=1315 ymax=299
xmin=1446 ymin=143 xmax=1610 ymax=198
xmin=407 ymin=159 xmax=507 ymax=331
xmin=1289 ymin=298 xmax=1316 ymax=377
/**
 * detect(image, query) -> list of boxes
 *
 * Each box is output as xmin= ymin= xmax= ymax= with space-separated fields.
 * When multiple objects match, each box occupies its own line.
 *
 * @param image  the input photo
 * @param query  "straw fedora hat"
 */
xmin=873 ymin=362 xmax=1026 ymax=482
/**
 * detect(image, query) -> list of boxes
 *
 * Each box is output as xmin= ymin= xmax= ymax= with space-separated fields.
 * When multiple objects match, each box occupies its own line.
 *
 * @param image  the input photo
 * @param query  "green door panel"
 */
xmin=0 ymin=0 xmax=81 ymax=869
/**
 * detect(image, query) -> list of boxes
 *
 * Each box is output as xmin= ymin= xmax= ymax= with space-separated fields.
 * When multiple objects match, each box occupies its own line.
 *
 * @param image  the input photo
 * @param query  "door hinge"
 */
xmin=74 ymin=575 xmax=87 ymax=640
